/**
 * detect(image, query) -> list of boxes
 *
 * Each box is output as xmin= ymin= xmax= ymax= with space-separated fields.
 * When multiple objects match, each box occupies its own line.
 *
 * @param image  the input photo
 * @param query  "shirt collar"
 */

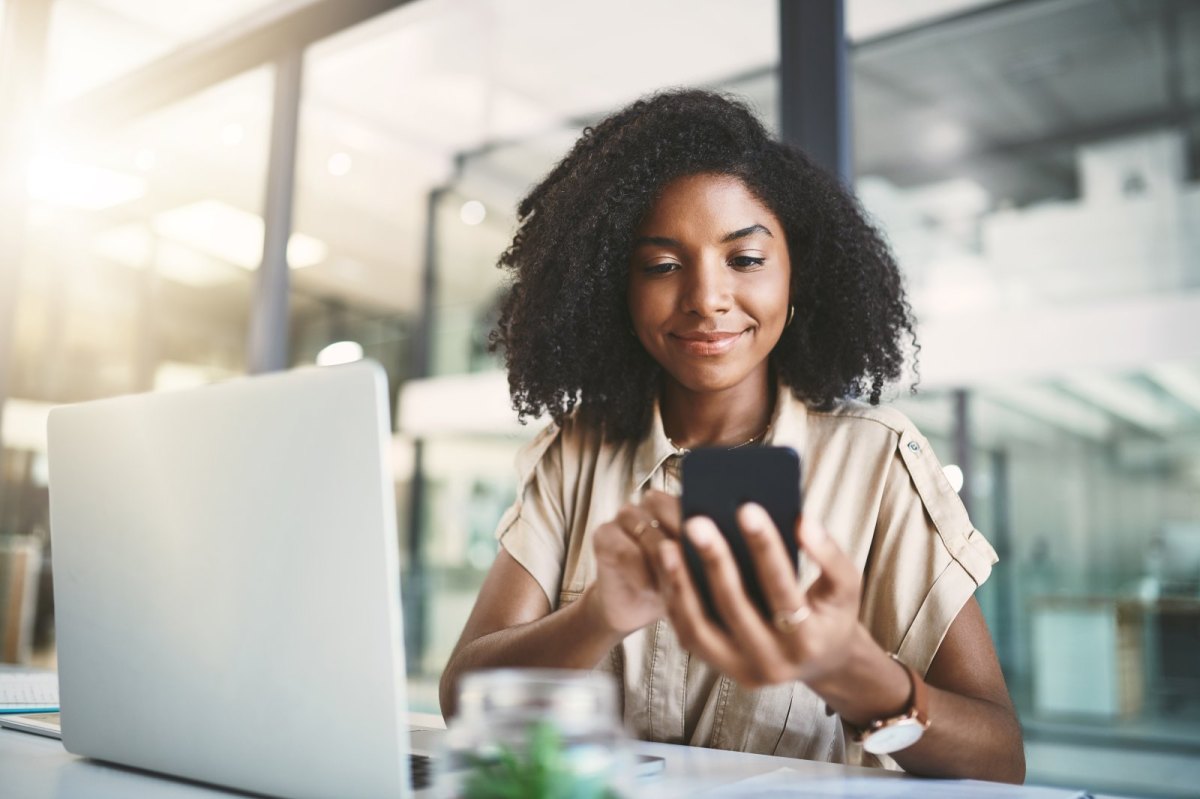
xmin=632 ymin=396 xmax=682 ymax=492
xmin=765 ymin=384 xmax=809 ymax=452
xmin=631 ymin=383 xmax=809 ymax=491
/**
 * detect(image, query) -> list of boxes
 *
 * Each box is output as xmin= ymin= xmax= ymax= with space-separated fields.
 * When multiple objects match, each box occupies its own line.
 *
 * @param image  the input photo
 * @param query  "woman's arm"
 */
xmin=438 ymin=550 xmax=619 ymax=717
xmin=809 ymin=599 xmax=1025 ymax=782
xmin=439 ymin=502 xmax=673 ymax=717
xmin=653 ymin=503 xmax=1024 ymax=783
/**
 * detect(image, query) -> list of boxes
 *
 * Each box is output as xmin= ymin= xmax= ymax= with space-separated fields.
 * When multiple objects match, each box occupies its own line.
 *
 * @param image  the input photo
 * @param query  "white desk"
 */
xmin=0 ymin=714 xmax=1121 ymax=799
xmin=0 ymin=721 xmax=889 ymax=798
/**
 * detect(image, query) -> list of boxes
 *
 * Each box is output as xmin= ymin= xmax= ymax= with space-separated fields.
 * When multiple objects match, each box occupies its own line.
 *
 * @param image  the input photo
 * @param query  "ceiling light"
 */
xmin=91 ymin=222 xmax=248 ymax=287
xmin=316 ymin=341 xmax=364 ymax=366
xmin=27 ymin=155 xmax=146 ymax=210
xmin=220 ymin=123 xmax=244 ymax=146
xmin=152 ymin=200 xmax=327 ymax=270
xmin=285 ymin=236 xmax=328 ymax=270
xmin=923 ymin=119 xmax=970 ymax=160
xmin=154 ymin=241 xmax=242 ymax=287
xmin=134 ymin=148 xmax=156 ymax=172
xmin=460 ymin=200 xmax=486 ymax=226
xmin=92 ymin=223 xmax=153 ymax=269
xmin=327 ymin=152 xmax=352 ymax=177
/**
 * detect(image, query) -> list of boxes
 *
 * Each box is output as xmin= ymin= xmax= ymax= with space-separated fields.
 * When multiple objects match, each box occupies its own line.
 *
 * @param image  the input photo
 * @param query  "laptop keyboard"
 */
xmin=16 ymin=713 xmax=434 ymax=791
xmin=410 ymin=753 xmax=433 ymax=790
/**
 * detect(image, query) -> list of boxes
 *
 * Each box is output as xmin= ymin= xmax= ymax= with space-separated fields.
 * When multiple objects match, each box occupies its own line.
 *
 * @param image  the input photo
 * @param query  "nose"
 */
xmin=680 ymin=257 xmax=733 ymax=317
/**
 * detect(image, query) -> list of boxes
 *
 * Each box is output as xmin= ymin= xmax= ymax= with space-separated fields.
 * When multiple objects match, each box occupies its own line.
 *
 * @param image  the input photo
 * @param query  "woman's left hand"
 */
xmin=653 ymin=502 xmax=864 ymax=688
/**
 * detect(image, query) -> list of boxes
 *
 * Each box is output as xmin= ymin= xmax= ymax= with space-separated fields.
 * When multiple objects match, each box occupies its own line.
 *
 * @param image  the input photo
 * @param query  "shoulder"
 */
xmin=800 ymin=398 xmax=964 ymax=534
xmin=803 ymin=399 xmax=924 ymax=461
xmin=810 ymin=400 xmax=999 ymax=575
xmin=806 ymin=398 xmax=916 ymax=439
xmin=513 ymin=411 xmax=625 ymax=482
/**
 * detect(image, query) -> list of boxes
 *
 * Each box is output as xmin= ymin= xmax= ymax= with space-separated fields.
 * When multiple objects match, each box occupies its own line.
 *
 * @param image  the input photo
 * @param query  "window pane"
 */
xmin=853 ymin=0 xmax=1200 ymax=316
xmin=852 ymin=0 xmax=1200 ymax=793
xmin=1 ymin=67 xmax=271 ymax=664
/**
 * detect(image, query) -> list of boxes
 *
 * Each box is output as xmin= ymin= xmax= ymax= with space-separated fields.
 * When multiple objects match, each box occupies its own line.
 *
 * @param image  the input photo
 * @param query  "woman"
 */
xmin=439 ymin=90 xmax=1024 ymax=782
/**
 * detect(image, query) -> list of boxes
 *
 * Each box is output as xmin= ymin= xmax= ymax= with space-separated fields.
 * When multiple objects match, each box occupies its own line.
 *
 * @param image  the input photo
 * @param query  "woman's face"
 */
xmin=627 ymin=173 xmax=791 ymax=397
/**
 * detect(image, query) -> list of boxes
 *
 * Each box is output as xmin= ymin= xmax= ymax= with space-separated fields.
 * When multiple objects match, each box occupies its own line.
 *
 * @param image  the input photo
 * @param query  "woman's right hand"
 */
xmin=583 ymin=490 xmax=682 ymax=637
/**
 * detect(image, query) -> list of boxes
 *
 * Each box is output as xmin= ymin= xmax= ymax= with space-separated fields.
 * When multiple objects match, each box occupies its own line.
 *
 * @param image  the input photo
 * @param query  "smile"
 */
xmin=669 ymin=330 xmax=746 ymax=356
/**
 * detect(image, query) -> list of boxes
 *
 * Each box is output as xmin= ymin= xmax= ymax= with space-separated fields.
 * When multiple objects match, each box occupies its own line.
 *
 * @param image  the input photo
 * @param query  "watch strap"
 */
xmin=851 ymin=653 xmax=930 ymax=743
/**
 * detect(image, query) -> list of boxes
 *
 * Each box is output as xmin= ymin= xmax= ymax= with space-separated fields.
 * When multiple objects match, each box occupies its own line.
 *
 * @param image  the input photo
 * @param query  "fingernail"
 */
xmin=688 ymin=520 xmax=713 ymax=548
xmin=802 ymin=518 xmax=826 ymax=545
xmin=741 ymin=502 xmax=768 ymax=533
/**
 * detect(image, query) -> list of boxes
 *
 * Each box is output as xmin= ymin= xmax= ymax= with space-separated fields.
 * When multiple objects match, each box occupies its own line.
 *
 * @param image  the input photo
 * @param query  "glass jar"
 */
xmin=434 ymin=669 xmax=635 ymax=799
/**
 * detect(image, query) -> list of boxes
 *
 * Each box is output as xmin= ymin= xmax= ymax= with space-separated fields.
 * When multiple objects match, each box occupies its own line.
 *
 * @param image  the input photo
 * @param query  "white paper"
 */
xmin=700 ymin=768 xmax=1092 ymax=798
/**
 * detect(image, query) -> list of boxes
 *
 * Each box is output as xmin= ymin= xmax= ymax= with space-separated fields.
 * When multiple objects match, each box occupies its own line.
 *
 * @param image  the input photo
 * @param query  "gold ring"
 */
xmin=631 ymin=518 xmax=660 ymax=538
xmin=772 ymin=605 xmax=812 ymax=633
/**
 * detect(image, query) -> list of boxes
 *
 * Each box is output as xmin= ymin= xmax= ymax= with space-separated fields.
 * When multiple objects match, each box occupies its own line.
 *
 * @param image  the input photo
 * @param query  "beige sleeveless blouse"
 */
xmin=494 ymin=387 xmax=997 ymax=769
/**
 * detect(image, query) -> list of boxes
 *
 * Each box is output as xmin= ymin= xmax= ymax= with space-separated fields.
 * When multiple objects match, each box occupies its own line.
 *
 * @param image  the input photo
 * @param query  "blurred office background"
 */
xmin=0 ymin=0 xmax=1197 ymax=794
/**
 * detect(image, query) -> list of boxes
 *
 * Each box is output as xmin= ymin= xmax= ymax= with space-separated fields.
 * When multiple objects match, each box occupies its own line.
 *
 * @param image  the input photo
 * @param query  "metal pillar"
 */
xmin=778 ymin=0 xmax=851 ymax=183
xmin=403 ymin=186 xmax=446 ymax=673
xmin=990 ymin=448 xmax=1016 ymax=675
xmin=952 ymin=389 xmax=973 ymax=518
xmin=248 ymin=50 xmax=303 ymax=374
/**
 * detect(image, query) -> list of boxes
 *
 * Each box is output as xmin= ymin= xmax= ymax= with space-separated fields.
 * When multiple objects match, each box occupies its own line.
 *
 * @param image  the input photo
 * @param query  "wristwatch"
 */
xmin=853 ymin=654 xmax=930 ymax=755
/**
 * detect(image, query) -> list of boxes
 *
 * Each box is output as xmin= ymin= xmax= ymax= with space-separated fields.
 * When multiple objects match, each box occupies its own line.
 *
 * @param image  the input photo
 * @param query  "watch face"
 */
xmin=862 ymin=719 xmax=926 ymax=755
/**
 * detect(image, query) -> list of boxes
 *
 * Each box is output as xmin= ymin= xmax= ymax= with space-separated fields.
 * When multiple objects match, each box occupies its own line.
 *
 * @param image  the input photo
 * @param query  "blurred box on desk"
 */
xmin=1031 ymin=596 xmax=1144 ymax=718
xmin=0 ymin=537 xmax=43 ymax=665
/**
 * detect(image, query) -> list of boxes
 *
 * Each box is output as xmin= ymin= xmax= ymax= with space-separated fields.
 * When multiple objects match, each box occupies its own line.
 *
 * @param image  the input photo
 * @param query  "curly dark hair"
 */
xmin=491 ymin=89 xmax=918 ymax=442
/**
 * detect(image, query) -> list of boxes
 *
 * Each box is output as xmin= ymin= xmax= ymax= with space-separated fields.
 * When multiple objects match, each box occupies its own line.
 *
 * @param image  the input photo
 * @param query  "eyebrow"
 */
xmin=633 ymin=224 xmax=774 ymax=248
xmin=722 ymin=224 xmax=773 ymax=243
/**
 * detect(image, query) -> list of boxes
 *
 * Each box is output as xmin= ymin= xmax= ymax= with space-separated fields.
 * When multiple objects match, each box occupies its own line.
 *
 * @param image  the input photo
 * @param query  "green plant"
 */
xmin=461 ymin=721 xmax=621 ymax=799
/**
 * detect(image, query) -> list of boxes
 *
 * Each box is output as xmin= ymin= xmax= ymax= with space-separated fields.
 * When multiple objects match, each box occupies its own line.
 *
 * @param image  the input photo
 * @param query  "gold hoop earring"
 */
xmin=786 ymin=304 xmax=795 ymax=328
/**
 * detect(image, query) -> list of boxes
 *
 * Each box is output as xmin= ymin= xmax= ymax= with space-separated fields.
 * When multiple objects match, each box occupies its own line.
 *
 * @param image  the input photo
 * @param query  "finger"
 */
xmin=657 ymin=540 xmax=756 ymax=684
xmin=593 ymin=520 xmax=650 ymax=572
xmin=639 ymin=490 xmax=683 ymax=537
xmin=615 ymin=503 xmax=671 ymax=558
xmin=685 ymin=517 xmax=779 ymax=653
xmin=737 ymin=503 xmax=805 ymax=616
xmin=798 ymin=517 xmax=859 ymax=605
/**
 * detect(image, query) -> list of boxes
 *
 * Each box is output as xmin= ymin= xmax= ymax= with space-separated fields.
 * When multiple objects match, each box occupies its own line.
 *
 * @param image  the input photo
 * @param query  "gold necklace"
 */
xmin=667 ymin=424 xmax=771 ymax=454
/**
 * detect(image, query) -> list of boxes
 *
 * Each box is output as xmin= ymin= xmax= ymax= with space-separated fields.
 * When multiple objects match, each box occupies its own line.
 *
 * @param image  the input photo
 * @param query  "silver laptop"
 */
xmin=47 ymin=361 xmax=426 ymax=798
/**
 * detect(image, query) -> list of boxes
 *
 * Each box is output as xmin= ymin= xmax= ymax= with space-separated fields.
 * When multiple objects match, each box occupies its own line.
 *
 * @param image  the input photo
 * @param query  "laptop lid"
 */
xmin=47 ymin=361 xmax=412 ymax=799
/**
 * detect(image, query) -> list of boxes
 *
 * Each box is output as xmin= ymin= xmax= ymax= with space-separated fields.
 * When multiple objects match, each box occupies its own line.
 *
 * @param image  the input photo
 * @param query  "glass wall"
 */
xmin=0 ymin=65 xmax=272 ymax=664
xmin=853 ymin=0 xmax=1200 ymax=315
xmin=0 ymin=0 xmax=781 ymax=682
xmin=854 ymin=1 xmax=1200 ymax=794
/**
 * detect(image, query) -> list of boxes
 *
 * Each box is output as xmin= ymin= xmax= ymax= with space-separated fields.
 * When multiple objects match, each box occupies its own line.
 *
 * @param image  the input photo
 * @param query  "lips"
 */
xmin=670 ymin=330 xmax=746 ymax=356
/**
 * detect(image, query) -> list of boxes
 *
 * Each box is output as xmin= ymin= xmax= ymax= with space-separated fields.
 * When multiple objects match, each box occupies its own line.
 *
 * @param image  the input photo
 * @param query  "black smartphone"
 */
xmin=680 ymin=446 xmax=802 ymax=625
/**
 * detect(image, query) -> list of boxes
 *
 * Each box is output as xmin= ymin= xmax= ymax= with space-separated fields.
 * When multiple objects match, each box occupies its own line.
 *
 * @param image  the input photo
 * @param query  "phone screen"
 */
xmin=680 ymin=446 xmax=802 ymax=625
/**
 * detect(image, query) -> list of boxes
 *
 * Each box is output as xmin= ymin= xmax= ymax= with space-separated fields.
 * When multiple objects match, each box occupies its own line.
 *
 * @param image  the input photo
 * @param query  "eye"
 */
xmin=730 ymin=255 xmax=766 ymax=269
xmin=643 ymin=262 xmax=679 ymax=275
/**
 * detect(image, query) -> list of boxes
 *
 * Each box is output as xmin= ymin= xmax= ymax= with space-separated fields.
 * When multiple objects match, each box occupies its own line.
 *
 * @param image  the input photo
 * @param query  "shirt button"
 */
xmin=907 ymin=441 xmax=921 ymax=453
